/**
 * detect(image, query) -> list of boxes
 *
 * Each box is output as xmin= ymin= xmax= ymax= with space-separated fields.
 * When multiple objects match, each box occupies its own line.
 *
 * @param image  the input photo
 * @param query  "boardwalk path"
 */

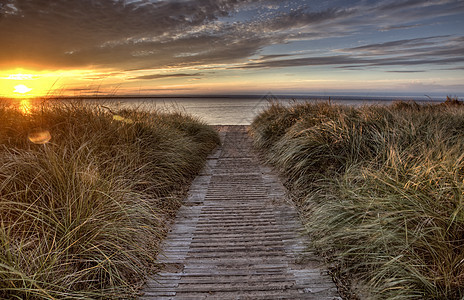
xmin=141 ymin=126 xmax=340 ymax=299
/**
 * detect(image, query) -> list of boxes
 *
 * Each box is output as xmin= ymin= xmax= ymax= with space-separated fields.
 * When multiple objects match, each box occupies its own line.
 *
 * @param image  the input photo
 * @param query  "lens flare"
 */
xmin=28 ymin=129 xmax=52 ymax=144
xmin=113 ymin=114 xmax=134 ymax=124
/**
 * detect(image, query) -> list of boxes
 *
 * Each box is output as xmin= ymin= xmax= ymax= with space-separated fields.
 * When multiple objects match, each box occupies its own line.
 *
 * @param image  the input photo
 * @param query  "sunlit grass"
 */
xmin=0 ymin=99 xmax=220 ymax=299
xmin=250 ymin=98 xmax=464 ymax=299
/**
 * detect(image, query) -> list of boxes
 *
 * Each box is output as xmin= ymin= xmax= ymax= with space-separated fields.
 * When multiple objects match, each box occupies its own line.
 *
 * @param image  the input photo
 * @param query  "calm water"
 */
xmin=87 ymin=95 xmax=443 ymax=125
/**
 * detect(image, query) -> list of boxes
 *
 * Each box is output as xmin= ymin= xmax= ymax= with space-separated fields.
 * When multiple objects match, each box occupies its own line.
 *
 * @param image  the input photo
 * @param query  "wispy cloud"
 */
xmin=339 ymin=36 xmax=452 ymax=55
xmin=386 ymin=70 xmax=426 ymax=73
xmin=232 ymin=34 xmax=464 ymax=70
xmin=379 ymin=23 xmax=424 ymax=31
xmin=377 ymin=0 xmax=438 ymax=11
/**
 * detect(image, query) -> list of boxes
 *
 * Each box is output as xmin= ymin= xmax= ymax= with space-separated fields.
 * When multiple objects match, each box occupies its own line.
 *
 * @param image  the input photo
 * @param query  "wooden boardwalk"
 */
xmin=141 ymin=126 xmax=341 ymax=299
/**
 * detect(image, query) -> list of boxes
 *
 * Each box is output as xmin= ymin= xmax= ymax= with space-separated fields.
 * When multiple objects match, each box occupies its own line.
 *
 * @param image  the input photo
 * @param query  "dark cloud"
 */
xmin=82 ymin=72 xmax=124 ymax=80
xmin=232 ymin=55 xmax=368 ymax=69
xmin=377 ymin=0 xmax=433 ymax=11
xmin=130 ymin=73 xmax=203 ymax=80
xmin=137 ymin=87 xmax=197 ymax=93
xmin=64 ymin=88 xmax=108 ymax=94
xmin=254 ymin=54 xmax=296 ymax=61
xmin=233 ymin=35 xmax=464 ymax=69
xmin=262 ymin=7 xmax=354 ymax=31
xmin=442 ymin=66 xmax=464 ymax=71
xmin=340 ymin=36 xmax=451 ymax=54
xmin=0 ymin=0 xmax=255 ymax=69
xmin=0 ymin=0 xmax=357 ymax=70
xmin=386 ymin=70 xmax=425 ymax=73
xmin=0 ymin=0 xmax=463 ymax=73
xmin=371 ymin=0 xmax=464 ymax=28
xmin=379 ymin=23 xmax=423 ymax=31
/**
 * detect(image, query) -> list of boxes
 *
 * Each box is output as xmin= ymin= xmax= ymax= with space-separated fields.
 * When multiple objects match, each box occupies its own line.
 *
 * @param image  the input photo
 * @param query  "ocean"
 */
xmin=82 ymin=95 xmax=443 ymax=125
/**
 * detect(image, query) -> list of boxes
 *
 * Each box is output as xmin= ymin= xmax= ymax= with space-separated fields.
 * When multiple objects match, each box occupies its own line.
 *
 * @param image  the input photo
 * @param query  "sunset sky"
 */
xmin=0 ymin=0 xmax=463 ymax=98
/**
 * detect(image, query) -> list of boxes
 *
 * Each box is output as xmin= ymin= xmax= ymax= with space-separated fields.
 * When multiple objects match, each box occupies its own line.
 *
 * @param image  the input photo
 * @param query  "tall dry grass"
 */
xmin=0 ymin=99 xmax=219 ymax=299
xmin=250 ymin=99 xmax=464 ymax=299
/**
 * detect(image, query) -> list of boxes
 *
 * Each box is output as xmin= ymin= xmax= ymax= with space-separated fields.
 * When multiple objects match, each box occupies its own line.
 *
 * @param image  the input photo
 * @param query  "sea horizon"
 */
xmin=68 ymin=93 xmax=450 ymax=125
xmin=3 ymin=93 xmax=454 ymax=125
xmin=37 ymin=91 xmax=451 ymax=102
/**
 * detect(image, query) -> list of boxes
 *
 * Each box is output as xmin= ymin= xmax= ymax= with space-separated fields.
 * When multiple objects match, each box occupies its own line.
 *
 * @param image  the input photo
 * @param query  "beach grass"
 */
xmin=250 ymin=98 xmax=464 ymax=299
xmin=0 ymin=99 xmax=220 ymax=299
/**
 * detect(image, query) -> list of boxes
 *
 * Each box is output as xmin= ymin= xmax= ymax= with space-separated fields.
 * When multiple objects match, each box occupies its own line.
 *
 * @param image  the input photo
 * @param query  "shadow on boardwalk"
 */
xmin=141 ymin=126 xmax=341 ymax=299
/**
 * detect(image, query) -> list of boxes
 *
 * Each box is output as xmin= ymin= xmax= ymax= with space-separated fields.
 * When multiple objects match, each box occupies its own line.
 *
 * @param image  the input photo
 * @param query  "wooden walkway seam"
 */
xmin=140 ymin=126 xmax=341 ymax=300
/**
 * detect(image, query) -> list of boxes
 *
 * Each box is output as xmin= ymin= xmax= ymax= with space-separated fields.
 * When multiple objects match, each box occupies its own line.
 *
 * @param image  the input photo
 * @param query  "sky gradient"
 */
xmin=0 ymin=0 xmax=463 ymax=98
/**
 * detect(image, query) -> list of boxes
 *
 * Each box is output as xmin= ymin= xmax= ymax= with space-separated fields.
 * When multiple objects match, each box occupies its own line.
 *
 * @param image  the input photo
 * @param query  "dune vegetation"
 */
xmin=250 ymin=98 xmax=464 ymax=299
xmin=0 ymin=99 xmax=220 ymax=299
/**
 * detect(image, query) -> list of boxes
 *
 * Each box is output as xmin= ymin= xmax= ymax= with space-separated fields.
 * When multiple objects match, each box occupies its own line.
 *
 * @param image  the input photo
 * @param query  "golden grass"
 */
xmin=0 ymin=99 xmax=220 ymax=299
xmin=250 ymin=99 xmax=464 ymax=299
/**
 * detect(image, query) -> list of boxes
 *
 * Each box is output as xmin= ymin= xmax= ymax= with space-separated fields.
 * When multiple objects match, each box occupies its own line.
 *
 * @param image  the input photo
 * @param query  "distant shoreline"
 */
xmin=3 ymin=93 xmax=448 ymax=102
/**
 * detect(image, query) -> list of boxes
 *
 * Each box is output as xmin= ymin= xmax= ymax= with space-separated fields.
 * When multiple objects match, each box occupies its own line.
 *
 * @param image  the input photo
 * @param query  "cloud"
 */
xmin=261 ymin=7 xmax=354 ymax=31
xmin=232 ymin=35 xmax=464 ymax=69
xmin=339 ymin=36 xmax=451 ymax=55
xmin=386 ymin=70 xmax=425 ymax=73
xmin=0 ymin=0 xmax=463 ymax=74
xmin=379 ymin=23 xmax=424 ymax=31
xmin=82 ymin=72 xmax=124 ymax=80
xmin=0 ymin=0 xmax=253 ymax=69
xmin=253 ymin=54 xmax=296 ymax=61
xmin=441 ymin=66 xmax=464 ymax=71
xmin=130 ymin=73 xmax=203 ymax=80
xmin=371 ymin=0 xmax=464 ymax=28
xmin=377 ymin=0 xmax=437 ymax=11
xmin=0 ymin=0 xmax=358 ymax=70
xmin=232 ymin=55 xmax=367 ymax=69
xmin=64 ymin=88 xmax=108 ymax=94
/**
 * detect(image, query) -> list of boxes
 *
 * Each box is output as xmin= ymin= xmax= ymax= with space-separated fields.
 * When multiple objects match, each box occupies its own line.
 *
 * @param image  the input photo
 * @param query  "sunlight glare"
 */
xmin=19 ymin=99 xmax=32 ymax=115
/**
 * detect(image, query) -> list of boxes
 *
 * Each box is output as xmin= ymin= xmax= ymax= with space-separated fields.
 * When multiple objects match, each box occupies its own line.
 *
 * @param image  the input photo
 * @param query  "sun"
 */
xmin=14 ymin=84 xmax=33 ymax=94
xmin=0 ymin=70 xmax=56 ymax=98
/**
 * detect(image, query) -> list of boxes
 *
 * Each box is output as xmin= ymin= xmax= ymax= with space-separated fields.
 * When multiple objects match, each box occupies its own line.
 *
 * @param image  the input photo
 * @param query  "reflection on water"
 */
xmin=95 ymin=97 xmax=391 ymax=125
xmin=55 ymin=95 xmax=444 ymax=125
xmin=97 ymin=97 xmax=279 ymax=125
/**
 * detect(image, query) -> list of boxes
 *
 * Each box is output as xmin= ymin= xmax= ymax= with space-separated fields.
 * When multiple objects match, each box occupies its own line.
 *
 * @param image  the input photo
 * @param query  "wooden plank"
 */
xmin=141 ymin=126 xmax=340 ymax=299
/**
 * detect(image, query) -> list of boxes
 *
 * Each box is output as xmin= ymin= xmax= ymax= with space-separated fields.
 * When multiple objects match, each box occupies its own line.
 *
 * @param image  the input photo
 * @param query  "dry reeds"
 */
xmin=250 ymin=100 xmax=464 ymax=299
xmin=0 ymin=99 xmax=219 ymax=299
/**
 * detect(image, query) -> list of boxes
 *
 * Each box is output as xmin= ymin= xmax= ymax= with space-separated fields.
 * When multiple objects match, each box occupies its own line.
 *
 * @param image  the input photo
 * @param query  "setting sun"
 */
xmin=14 ymin=84 xmax=32 ymax=94
xmin=1 ymin=69 xmax=114 ymax=98
xmin=1 ymin=70 xmax=58 ymax=98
